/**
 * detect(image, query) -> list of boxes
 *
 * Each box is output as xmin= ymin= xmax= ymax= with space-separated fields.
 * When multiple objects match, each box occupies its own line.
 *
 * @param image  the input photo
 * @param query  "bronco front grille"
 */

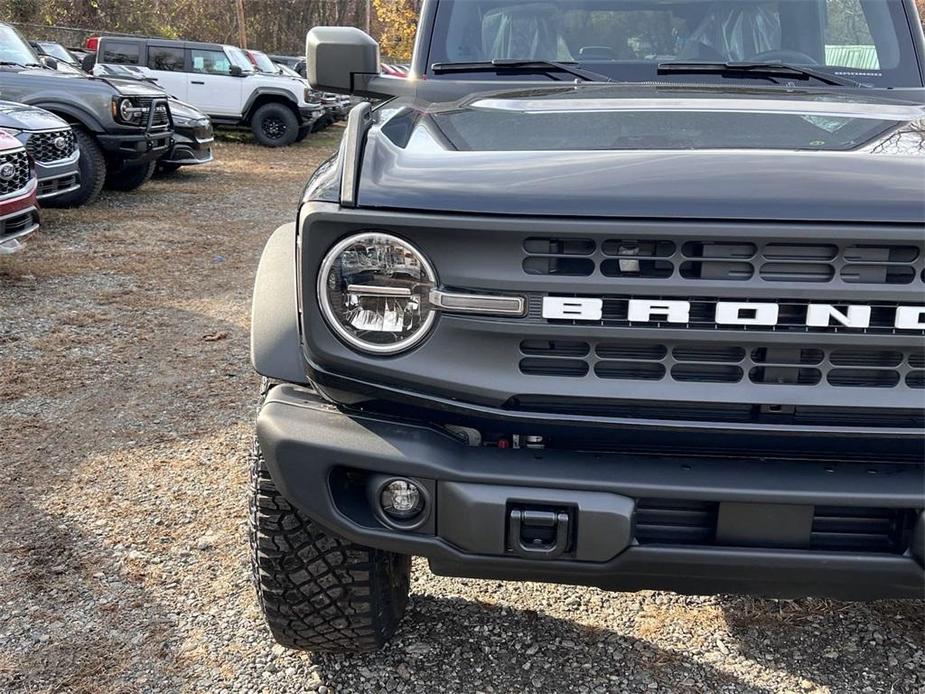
xmin=518 ymin=339 xmax=925 ymax=389
xmin=0 ymin=149 xmax=31 ymax=197
xmin=523 ymin=236 xmax=924 ymax=285
xmin=25 ymin=128 xmax=77 ymax=162
xmin=134 ymin=98 xmax=170 ymax=128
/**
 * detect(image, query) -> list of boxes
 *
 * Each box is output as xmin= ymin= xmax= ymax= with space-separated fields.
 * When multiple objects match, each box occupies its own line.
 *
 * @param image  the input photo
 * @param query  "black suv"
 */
xmin=250 ymin=0 xmax=925 ymax=653
xmin=0 ymin=22 xmax=172 ymax=206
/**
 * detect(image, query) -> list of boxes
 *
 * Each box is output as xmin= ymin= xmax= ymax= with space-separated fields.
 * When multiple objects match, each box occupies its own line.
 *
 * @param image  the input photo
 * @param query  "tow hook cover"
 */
xmin=437 ymin=482 xmax=634 ymax=562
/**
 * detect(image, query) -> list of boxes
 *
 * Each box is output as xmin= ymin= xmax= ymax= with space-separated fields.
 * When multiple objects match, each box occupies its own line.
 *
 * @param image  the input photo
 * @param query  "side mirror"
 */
xmin=306 ymin=26 xmax=383 ymax=96
xmin=40 ymin=55 xmax=58 ymax=70
xmin=230 ymin=64 xmax=243 ymax=77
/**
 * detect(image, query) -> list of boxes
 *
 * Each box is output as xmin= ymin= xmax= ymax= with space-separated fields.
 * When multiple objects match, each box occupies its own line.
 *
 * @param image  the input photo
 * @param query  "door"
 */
xmin=187 ymin=48 xmax=243 ymax=117
xmin=144 ymin=44 xmax=188 ymax=100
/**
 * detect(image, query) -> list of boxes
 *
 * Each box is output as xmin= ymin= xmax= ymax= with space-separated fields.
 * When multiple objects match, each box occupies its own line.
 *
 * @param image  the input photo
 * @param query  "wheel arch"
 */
xmin=243 ymin=89 xmax=300 ymax=123
xmin=27 ymin=101 xmax=106 ymax=133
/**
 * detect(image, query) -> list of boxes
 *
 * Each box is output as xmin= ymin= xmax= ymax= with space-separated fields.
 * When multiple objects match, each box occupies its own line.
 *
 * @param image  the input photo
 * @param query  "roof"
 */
xmin=97 ymin=35 xmax=226 ymax=51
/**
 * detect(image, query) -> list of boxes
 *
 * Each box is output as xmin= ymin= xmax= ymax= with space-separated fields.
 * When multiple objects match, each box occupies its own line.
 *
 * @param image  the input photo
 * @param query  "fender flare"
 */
xmin=243 ymin=88 xmax=300 ymax=120
xmin=251 ymin=222 xmax=310 ymax=385
xmin=25 ymin=100 xmax=106 ymax=133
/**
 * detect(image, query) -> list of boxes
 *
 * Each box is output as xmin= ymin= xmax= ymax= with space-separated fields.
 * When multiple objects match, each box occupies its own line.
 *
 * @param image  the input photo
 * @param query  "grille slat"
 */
xmin=518 ymin=339 xmax=921 ymax=390
xmin=25 ymin=128 xmax=76 ymax=162
xmin=523 ymin=237 xmax=924 ymax=286
xmin=0 ymin=149 xmax=31 ymax=196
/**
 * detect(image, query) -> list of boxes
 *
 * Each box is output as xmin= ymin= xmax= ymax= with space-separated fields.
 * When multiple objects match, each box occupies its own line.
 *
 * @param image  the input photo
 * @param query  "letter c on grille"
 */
xmin=542 ymin=297 xmax=603 ymax=320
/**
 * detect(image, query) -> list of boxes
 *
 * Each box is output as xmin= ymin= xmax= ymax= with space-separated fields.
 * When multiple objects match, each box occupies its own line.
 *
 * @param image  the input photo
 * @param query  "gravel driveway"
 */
xmin=1 ymin=133 xmax=922 ymax=694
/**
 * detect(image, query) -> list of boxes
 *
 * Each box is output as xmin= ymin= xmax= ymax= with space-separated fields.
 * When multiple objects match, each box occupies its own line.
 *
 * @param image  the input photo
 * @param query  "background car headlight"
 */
xmin=318 ymin=232 xmax=437 ymax=354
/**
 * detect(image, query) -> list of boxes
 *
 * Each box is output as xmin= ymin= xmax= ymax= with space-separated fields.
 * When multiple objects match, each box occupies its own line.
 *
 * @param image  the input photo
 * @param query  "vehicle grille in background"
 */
xmin=25 ymin=128 xmax=77 ymax=162
xmin=518 ymin=340 xmax=924 ymax=389
xmin=635 ymin=500 xmax=916 ymax=553
xmin=0 ymin=208 xmax=39 ymax=242
xmin=522 ymin=237 xmax=924 ymax=285
xmin=0 ymin=150 xmax=31 ymax=196
xmin=134 ymin=98 xmax=171 ymax=128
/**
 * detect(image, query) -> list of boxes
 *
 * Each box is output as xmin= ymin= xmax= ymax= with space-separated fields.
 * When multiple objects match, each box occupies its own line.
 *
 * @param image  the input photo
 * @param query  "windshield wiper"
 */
xmin=431 ymin=59 xmax=613 ymax=83
xmin=657 ymin=61 xmax=865 ymax=88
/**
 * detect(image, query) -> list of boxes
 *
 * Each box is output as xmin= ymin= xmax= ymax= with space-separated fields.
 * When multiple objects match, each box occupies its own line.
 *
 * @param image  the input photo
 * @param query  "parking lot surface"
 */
xmin=1 ymin=134 xmax=922 ymax=694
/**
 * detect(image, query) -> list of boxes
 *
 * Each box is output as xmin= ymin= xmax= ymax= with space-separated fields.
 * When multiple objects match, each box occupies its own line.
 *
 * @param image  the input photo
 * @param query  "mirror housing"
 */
xmin=40 ymin=55 xmax=58 ymax=70
xmin=306 ymin=26 xmax=386 ymax=96
xmin=230 ymin=64 xmax=244 ymax=77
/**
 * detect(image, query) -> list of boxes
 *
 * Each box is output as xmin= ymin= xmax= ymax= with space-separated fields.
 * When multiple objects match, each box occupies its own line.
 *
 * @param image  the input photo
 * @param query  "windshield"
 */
xmin=0 ymin=24 xmax=40 ymax=66
xmin=276 ymin=63 xmax=301 ymax=77
xmin=251 ymin=51 xmax=278 ymax=74
xmin=428 ymin=0 xmax=923 ymax=88
xmin=225 ymin=46 xmax=255 ymax=73
xmin=37 ymin=41 xmax=77 ymax=65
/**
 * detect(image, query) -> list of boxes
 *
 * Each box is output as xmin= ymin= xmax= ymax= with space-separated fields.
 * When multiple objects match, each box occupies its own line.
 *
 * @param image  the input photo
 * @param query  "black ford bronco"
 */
xmin=0 ymin=22 xmax=172 ymax=206
xmin=249 ymin=0 xmax=925 ymax=652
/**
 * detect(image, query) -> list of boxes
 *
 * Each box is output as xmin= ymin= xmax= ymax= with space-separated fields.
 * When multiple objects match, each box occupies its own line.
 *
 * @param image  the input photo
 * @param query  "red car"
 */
xmin=0 ymin=130 xmax=39 ymax=255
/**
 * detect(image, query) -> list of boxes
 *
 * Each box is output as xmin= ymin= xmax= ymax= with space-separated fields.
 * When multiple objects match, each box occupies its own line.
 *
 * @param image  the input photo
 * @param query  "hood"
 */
xmin=0 ymin=99 xmax=67 ymax=131
xmin=356 ymin=85 xmax=925 ymax=223
xmin=0 ymin=65 xmax=165 ymax=97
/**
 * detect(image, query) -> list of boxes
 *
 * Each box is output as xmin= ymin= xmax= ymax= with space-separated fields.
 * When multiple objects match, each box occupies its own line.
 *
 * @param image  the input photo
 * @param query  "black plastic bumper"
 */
xmin=257 ymin=384 xmax=925 ymax=600
xmin=96 ymin=129 xmax=173 ymax=162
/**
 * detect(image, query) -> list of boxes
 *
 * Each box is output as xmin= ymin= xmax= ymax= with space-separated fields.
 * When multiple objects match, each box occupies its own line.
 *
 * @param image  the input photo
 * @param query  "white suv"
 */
xmin=94 ymin=37 xmax=323 ymax=146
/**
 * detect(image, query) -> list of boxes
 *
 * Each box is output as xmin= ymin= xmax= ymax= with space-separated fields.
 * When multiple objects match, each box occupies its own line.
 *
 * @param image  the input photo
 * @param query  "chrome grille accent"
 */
xmin=25 ymin=128 xmax=77 ymax=162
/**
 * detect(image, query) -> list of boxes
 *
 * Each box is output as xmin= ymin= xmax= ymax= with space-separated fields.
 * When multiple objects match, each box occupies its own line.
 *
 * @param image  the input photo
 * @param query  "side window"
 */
xmin=101 ymin=41 xmax=141 ymax=65
xmin=825 ymin=0 xmax=880 ymax=68
xmin=190 ymin=49 xmax=232 ymax=75
xmin=148 ymin=45 xmax=185 ymax=72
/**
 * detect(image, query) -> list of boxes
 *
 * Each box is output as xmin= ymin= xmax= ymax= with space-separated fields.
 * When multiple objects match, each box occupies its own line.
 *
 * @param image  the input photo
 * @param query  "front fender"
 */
xmin=251 ymin=222 xmax=309 ymax=385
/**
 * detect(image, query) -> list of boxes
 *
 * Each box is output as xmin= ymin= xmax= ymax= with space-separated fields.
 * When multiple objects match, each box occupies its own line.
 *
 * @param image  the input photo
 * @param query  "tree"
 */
xmin=372 ymin=0 xmax=419 ymax=60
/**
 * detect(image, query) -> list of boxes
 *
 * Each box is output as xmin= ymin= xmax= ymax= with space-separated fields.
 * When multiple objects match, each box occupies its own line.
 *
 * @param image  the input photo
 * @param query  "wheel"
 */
xmin=47 ymin=126 xmax=105 ymax=208
xmin=249 ymin=381 xmax=411 ymax=652
xmin=295 ymin=129 xmax=310 ymax=143
xmin=104 ymin=160 xmax=156 ymax=191
xmin=251 ymin=103 xmax=299 ymax=147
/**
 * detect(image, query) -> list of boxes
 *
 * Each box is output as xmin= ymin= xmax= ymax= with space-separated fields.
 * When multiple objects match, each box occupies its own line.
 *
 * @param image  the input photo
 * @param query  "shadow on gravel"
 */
xmin=0 ymin=302 xmax=252 ymax=692
xmin=719 ymin=595 xmax=924 ymax=693
xmin=309 ymin=594 xmax=776 ymax=693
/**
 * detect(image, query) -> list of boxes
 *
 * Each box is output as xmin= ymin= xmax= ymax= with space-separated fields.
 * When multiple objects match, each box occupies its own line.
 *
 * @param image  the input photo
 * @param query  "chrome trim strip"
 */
xmin=430 ymin=289 xmax=526 ymax=317
xmin=347 ymin=284 xmax=412 ymax=298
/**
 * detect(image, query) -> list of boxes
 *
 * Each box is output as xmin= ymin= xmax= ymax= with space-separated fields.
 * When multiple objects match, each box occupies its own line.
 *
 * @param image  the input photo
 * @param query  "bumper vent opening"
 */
xmin=635 ymin=500 xmax=916 ymax=553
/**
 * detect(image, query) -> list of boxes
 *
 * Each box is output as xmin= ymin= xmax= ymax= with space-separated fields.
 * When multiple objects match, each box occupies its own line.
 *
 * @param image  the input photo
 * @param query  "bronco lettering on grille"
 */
xmin=542 ymin=298 xmax=925 ymax=330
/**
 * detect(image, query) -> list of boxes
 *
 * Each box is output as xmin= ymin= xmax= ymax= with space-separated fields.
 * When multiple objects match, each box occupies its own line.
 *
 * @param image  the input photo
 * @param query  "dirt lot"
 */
xmin=1 ymin=133 xmax=922 ymax=694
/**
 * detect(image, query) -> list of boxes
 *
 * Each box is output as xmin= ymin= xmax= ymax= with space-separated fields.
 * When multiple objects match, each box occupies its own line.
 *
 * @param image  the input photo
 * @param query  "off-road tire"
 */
xmin=251 ymin=103 xmax=299 ymax=147
xmin=249 ymin=382 xmax=411 ymax=652
xmin=105 ymin=160 xmax=156 ymax=191
xmin=48 ymin=126 xmax=105 ymax=208
xmin=295 ymin=129 xmax=310 ymax=143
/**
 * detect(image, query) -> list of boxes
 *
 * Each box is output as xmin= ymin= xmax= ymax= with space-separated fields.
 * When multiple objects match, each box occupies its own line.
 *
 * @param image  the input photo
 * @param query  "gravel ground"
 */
xmin=1 ymin=132 xmax=923 ymax=694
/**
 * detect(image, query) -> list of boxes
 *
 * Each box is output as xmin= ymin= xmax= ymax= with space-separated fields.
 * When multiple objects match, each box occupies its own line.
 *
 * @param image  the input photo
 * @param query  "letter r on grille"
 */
xmin=542 ymin=297 xmax=603 ymax=320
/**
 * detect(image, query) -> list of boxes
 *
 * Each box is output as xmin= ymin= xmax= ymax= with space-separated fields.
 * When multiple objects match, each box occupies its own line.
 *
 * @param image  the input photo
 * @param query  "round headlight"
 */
xmin=318 ymin=232 xmax=437 ymax=354
xmin=118 ymin=98 xmax=133 ymax=121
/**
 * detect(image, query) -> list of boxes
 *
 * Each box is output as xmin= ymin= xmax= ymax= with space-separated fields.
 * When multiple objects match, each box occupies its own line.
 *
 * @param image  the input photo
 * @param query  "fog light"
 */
xmin=379 ymin=479 xmax=424 ymax=520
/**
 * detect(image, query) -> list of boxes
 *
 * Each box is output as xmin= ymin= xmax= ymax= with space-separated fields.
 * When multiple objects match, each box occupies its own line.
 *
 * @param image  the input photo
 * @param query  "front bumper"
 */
xmin=161 ymin=129 xmax=213 ymax=166
xmin=97 ymin=128 xmax=172 ymax=162
xmin=0 ymin=180 xmax=40 ymax=254
xmin=298 ymin=106 xmax=324 ymax=128
xmin=258 ymin=384 xmax=925 ymax=600
xmin=33 ymin=151 xmax=81 ymax=201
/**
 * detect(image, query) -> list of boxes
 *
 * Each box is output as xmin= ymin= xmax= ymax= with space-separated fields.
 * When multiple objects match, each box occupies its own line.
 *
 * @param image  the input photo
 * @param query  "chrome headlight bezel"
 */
xmin=317 ymin=232 xmax=438 ymax=355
